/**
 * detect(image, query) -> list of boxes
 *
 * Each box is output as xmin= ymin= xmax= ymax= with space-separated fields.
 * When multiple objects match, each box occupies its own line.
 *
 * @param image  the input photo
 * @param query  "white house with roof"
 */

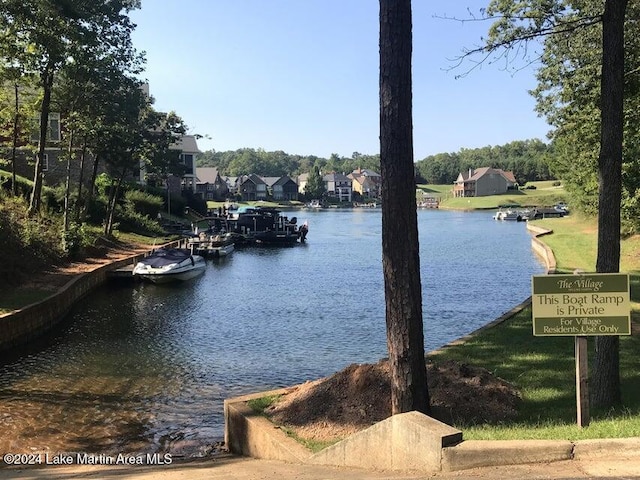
xmin=172 ymin=134 xmax=201 ymax=193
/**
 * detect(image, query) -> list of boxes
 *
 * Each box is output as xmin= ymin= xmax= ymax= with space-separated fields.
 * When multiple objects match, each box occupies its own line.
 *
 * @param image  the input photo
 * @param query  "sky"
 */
xmin=129 ymin=1 xmax=550 ymax=161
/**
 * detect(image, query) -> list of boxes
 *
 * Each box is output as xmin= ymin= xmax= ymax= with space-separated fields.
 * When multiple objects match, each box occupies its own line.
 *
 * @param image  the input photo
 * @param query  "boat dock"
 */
xmin=107 ymin=264 xmax=136 ymax=278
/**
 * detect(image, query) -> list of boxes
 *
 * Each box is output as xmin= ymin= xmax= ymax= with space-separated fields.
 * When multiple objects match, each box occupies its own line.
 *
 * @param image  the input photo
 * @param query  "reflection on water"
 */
xmin=0 ymin=209 xmax=545 ymax=456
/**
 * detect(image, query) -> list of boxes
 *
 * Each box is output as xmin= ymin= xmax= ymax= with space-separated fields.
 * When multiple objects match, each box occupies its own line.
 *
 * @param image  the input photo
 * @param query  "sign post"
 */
xmin=532 ymin=273 xmax=631 ymax=427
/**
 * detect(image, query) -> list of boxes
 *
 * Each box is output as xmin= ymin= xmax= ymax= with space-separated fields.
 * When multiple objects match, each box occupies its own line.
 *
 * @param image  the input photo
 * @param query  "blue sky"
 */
xmin=129 ymin=1 xmax=549 ymax=160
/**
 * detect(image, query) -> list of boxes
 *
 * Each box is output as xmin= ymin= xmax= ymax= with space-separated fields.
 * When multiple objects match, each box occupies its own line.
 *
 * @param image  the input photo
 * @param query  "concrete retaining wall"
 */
xmin=527 ymin=223 xmax=557 ymax=273
xmin=0 ymin=253 xmax=146 ymax=352
xmin=225 ymin=390 xmax=640 ymax=473
xmin=223 ymin=227 xmax=631 ymax=473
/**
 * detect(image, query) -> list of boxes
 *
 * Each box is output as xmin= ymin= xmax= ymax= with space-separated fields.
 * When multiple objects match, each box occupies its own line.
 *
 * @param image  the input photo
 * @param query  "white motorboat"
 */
xmin=133 ymin=248 xmax=206 ymax=283
xmin=493 ymin=209 xmax=523 ymax=221
xmin=187 ymin=232 xmax=235 ymax=257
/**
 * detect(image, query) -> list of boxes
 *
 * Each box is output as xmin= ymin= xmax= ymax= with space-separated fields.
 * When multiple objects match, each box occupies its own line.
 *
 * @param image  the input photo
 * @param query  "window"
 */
xmin=31 ymin=113 xmax=61 ymax=142
xmin=48 ymin=113 xmax=60 ymax=141
xmin=42 ymin=153 xmax=49 ymax=171
xmin=180 ymin=153 xmax=194 ymax=167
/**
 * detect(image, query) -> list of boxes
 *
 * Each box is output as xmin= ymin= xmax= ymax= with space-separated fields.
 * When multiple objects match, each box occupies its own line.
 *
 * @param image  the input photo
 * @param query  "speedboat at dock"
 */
xmin=187 ymin=232 xmax=235 ymax=257
xmin=493 ymin=209 xmax=524 ymax=221
xmin=133 ymin=248 xmax=206 ymax=283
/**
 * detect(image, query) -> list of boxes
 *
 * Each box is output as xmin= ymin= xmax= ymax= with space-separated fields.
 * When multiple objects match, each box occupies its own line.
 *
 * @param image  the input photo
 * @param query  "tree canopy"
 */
xmin=196 ymin=141 xmax=553 ymax=184
xmin=475 ymin=0 xmax=635 ymax=411
xmin=415 ymin=139 xmax=552 ymax=185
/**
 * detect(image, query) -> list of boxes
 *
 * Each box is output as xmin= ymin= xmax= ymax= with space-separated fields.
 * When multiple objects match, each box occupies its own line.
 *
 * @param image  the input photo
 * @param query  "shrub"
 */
xmin=62 ymin=221 xmax=89 ymax=258
xmin=116 ymin=206 xmax=165 ymax=236
xmin=125 ymin=189 xmax=164 ymax=218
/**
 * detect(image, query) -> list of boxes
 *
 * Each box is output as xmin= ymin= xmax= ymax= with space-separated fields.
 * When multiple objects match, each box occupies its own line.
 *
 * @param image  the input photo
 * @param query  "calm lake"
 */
xmin=0 ymin=208 xmax=545 ymax=456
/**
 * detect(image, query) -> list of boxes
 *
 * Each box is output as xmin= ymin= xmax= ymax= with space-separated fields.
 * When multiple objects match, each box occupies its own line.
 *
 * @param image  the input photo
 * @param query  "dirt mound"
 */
xmin=265 ymin=359 xmax=521 ymax=442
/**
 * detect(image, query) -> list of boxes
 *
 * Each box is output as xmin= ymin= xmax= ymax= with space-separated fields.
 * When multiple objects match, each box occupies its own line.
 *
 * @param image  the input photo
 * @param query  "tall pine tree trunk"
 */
xmin=379 ymin=0 xmax=430 ymax=415
xmin=75 ymin=142 xmax=87 ymax=223
xmin=63 ymin=129 xmax=74 ymax=232
xmin=86 ymin=152 xmax=101 ymax=218
xmin=591 ymin=0 xmax=627 ymax=409
xmin=11 ymin=83 xmax=19 ymax=197
xmin=29 ymin=65 xmax=54 ymax=215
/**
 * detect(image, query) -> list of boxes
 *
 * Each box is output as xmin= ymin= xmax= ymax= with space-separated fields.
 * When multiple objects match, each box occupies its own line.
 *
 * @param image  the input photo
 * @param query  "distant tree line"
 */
xmin=197 ymin=148 xmax=381 ymax=177
xmin=197 ymin=139 xmax=553 ymax=184
xmin=414 ymin=139 xmax=553 ymax=185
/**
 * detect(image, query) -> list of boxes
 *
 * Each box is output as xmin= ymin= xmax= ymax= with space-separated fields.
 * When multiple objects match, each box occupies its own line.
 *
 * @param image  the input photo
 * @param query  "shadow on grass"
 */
xmin=629 ymin=272 xmax=640 ymax=303
xmin=418 ymin=186 xmax=441 ymax=194
xmin=430 ymin=306 xmax=640 ymax=434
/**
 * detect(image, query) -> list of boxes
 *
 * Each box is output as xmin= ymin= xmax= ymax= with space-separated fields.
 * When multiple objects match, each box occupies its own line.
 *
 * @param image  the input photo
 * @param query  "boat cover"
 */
xmin=143 ymin=249 xmax=193 ymax=267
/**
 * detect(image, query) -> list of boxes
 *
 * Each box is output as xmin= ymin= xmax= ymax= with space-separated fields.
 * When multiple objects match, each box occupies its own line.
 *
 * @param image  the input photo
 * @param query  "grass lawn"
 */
xmin=430 ymin=306 xmax=640 ymax=440
xmin=430 ymin=214 xmax=640 ymax=440
xmin=417 ymin=181 xmax=568 ymax=210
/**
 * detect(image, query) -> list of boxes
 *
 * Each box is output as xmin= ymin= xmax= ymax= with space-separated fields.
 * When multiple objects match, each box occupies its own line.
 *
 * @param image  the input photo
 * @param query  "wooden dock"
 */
xmin=107 ymin=264 xmax=136 ymax=278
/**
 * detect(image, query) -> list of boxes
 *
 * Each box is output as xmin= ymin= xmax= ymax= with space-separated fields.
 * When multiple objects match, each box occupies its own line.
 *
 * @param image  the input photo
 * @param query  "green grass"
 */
xmin=536 ymin=214 xmax=640 ymax=274
xmin=247 ymin=394 xmax=339 ymax=453
xmin=417 ymin=181 xmax=568 ymax=210
xmin=247 ymin=394 xmax=282 ymax=413
xmin=280 ymin=427 xmax=340 ymax=453
xmin=430 ymin=305 xmax=640 ymax=440
xmin=429 ymin=215 xmax=640 ymax=440
xmin=531 ymin=215 xmax=599 ymax=272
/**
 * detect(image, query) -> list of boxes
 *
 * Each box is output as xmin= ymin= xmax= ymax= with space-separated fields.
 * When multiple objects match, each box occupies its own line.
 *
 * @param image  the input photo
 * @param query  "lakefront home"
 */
xmin=348 ymin=168 xmax=381 ymax=199
xmin=323 ymin=172 xmax=353 ymax=202
xmin=262 ymin=176 xmax=299 ymax=201
xmin=195 ymin=167 xmax=229 ymax=201
xmin=237 ymin=174 xmax=268 ymax=201
xmin=452 ymin=167 xmax=517 ymax=197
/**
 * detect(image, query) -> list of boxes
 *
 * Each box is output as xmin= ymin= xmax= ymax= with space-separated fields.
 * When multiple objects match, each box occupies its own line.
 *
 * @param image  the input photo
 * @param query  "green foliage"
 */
xmin=197 ymin=148 xmax=381 ymax=178
xmin=115 ymin=208 xmax=164 ymax=236
xmin=124 ymin=189 xmax=163 ymax=218
xmin=304 ymin=166 xmax=326 ymax=199
xmin=0 ymin=194 xmax=64 ymax=287
xmin=62 ymin=221 xmax=88 ymax=258
xmin=521 ymin=0 xmax=640 ymax=232
xmin=414 ymin=139 xmax=553 ymax=185
xmin=247 ymin=394 xmax=282 ymax=413
xmin=0 ymin=169 xmax=33 ymax=200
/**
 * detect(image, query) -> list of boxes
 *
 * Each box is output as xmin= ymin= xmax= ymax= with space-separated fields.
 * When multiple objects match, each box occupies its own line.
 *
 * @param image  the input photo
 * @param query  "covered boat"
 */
xmin=133 ymin=248 xmax=206 ymax=283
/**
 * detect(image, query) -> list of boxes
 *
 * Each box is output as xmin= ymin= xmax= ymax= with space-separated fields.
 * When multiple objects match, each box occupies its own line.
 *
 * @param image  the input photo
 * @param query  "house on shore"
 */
xmin=237 ymin=174 xmax=268 ymax=201
xmin=195 ymin=167 xmax=229 ymax=201
xmin=262 ymin=176 xmax=299 ymax=201
xmin=323 ymin=172 xmax=353 ymax=202
xmin=452 ymin=167 xmax=517 ymax=197
xmin=348 ymin=168 xmax=381 ymax=199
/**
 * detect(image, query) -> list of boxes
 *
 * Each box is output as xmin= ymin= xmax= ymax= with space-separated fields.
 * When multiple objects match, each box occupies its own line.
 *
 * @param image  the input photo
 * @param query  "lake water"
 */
xmin=0 ymin=208 xmax=545 ymax=457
